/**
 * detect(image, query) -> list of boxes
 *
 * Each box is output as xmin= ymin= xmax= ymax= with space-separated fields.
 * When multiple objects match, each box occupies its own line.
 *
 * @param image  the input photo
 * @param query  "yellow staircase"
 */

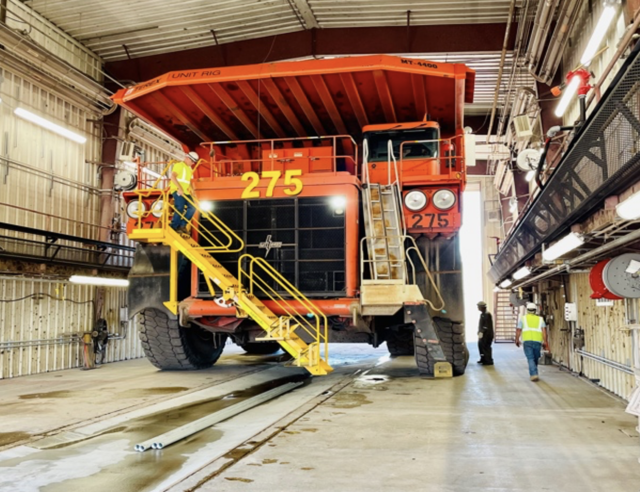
xmin=128 ymin=186 xmax=332 ymax=376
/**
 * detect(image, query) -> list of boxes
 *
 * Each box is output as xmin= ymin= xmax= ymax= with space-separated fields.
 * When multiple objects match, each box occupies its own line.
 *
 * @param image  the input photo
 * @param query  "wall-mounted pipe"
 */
xmin=537 ymin=0 xmax=582 ymax=83
xmin=512 ymin=227 xmax=640 ymax=289
xmin=527 ymin=0 xmax=560 ymax=72
xmin=576 ymin=348 xmax=635 ymax=375
xmin=487 ymin=0 xmax=517 ymax=142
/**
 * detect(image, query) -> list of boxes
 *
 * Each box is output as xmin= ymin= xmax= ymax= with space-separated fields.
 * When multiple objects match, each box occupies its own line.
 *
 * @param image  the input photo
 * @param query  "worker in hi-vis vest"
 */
xmin=169 ymin=151 xmax=198 ymax=234
xmin=515 ymin=302 xmax=549 ymax=382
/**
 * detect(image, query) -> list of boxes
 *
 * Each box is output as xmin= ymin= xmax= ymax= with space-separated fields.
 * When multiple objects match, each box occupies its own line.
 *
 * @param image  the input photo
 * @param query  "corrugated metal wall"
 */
xmin=0 ymin=276 xmax=143 ymax=379
xmin=545 ymin=273 xmax=637 ymax=400
xmin=5 ymin=0 xmax=103 ymax=82
xmin=0 ymin=62 xmax=103 ymax=241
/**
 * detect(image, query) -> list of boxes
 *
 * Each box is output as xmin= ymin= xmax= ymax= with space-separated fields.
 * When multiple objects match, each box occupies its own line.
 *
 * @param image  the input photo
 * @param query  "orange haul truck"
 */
xmin=113 ymin=55 xmax=475 ymax=377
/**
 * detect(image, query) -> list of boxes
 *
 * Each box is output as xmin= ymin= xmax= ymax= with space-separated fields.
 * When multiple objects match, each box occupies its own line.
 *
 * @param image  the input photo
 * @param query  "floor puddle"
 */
xmin=0 ymin=373 xmax=310 ymax=492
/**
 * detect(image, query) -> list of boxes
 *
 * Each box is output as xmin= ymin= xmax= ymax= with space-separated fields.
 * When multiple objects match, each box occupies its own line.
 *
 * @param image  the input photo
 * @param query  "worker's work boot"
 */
xmin=530 ymin=375 xmax=539 ymax=382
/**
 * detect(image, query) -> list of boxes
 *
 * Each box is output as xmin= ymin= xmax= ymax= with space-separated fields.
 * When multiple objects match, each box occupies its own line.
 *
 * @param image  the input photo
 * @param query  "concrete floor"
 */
xmin=1 ymin=343 xmax=639 ymax=492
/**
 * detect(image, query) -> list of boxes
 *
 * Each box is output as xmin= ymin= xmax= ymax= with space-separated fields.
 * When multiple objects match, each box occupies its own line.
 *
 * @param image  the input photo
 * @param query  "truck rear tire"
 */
xmin=414 ymin=317 xmax=468 ymax=376
xmin=239 ymin=341 xmax=281 ymax=355
xmin=386 ymin=330 xmax=414 ymax=356
xmin=139 ymin=309 xmax=226 ymax=370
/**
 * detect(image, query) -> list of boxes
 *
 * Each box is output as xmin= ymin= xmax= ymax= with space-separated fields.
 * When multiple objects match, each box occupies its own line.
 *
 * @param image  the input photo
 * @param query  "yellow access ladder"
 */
xmin=128 ymin=174 xmax=332 ymax=375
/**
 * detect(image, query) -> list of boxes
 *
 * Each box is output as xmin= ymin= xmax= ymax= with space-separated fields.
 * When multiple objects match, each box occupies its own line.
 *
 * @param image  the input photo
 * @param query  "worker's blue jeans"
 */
xmin=170 ymin=192 xmax=195 ymax=230
xmin=523 ymin=341 xmax=542 ymax=376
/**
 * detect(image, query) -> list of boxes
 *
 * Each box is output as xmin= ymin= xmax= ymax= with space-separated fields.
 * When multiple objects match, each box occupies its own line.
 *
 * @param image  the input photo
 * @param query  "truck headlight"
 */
xmin=126 ymin=200 xmax=147 ymax=218
xmin=433 ymin=189 xmax=456 ymax=210
xmin=150 ymin=199 xmax=164 ymax=218
xmin=404 ymin=191 xmax=427 ymax=211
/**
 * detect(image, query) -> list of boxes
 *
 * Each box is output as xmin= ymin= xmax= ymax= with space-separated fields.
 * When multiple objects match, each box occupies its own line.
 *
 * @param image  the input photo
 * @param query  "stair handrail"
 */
xmin=238 ymin=254 xmax=329 ymax=364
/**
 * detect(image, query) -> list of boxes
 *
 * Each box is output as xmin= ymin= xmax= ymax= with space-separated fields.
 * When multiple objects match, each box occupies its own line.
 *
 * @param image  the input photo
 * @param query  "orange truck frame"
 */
xmin=114 ymin=55 xmax=475 ymax=375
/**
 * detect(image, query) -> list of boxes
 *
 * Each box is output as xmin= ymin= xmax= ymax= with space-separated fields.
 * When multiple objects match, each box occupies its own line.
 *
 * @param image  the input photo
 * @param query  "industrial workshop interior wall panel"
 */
xmin=0 ymin=277 xmax=142 ymax=379
xmin=5 ymin=0 xmax=103 ymax=82
xmin=555 ymin=274 xmax=636 ymax=399
xmin=0 ymin=63 xmax=102 ymax=246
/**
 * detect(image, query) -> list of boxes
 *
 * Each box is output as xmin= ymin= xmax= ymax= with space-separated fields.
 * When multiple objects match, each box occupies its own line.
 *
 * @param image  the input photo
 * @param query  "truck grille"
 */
xmin=197 ymin=197 xmax=346 ymax=298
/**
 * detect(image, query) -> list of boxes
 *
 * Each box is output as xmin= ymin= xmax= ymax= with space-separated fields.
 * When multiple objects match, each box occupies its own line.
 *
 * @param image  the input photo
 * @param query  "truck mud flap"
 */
xmin=128 ymin=243 xmax=190 ymax=319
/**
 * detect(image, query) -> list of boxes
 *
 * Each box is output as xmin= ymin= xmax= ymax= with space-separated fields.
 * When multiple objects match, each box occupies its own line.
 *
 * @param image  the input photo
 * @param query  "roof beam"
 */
xmin=339 ymin=73 xmax=369 ymax=129
xmin=106 ymin=24 xmax=514 ymax=82
xmin=289 ymin=0 xmax=319 ymax=29
xmin=207 ymin=83 xmax=261 ymax=138
xmin=283 ymin=77 xmax=326 ymax=136
xmin=236 ymin=80 xmax=287 ymax=138
xmin=179 ymin=86 xmax=239 ymax=140
xmin=411 ymin=74 xmax=428 ymax=121
xmin=372 ymin=70 xmax=397 ymax=123
xmin=260 ymin=78 xmax=307 ymax=137
xmin=152 ymin=92 xmax=211 ymax=143
xmin=310 ymin=75 xmax=347 ymax=135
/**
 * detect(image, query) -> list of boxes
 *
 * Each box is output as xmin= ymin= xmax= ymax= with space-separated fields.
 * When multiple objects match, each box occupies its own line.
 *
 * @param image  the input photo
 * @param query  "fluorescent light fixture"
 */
xmin=616 ymin=190 xmax=640 ymax=220
xmin=525 ymin=170 xmax=536 ymax=182
xmin=14 ymin=107 xmax=87 ymax=144
xmin=512 ymin=266 xmax=531 ymax=280
xmin=69 ymin=275 xmax=129 ymax=287
xmin=580 ymin=5 xmax=617 ymax=66
xmin=499 ymin=279 xmax=513 ymax=288
xmin=493 ymin=286 xmax=502 ymax=292
xmin=542 ymin=232 xmax=585 ymax=262
xmin=554 ymin=75 xmax=581 ymax=117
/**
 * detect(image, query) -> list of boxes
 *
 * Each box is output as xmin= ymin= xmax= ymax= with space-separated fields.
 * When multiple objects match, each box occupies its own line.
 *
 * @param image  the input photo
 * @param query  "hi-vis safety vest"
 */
xmin=169 ymin=161 xmax=193 ymax=194
xmin=521 ymin=314 xmax=544 ymax=342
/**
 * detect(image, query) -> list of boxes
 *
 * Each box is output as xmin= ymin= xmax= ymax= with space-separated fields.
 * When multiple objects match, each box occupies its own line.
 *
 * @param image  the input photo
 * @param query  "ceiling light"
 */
xmin=14 ymin=107 xmax=87 ymax=144
xmin=580 ymin=4 xmax=617 ymax=66
xmin=512 ymin=266 xmax=531 ymax=280
xmin=554 ymin=75 xmax=581 ymax=117
xmin=525 ymin=170 xmax=536 ymax=182
xmin=542 ymin=232 xmax=585 ymax=262
xmin=69 ymin=275 xmax=129 ymax=287
xmin=616 ymin=190 xmax=640 ymax=220
xmin=499 ymin=279 xmax=513 ymax=288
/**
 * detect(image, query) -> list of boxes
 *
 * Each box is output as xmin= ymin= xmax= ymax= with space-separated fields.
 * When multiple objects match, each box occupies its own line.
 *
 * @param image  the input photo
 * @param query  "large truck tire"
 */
xmin=239 ymin=341 xmax=281 ymax=355
xmin=433 ymin=317 xmax=468 ymax=376
xmin=139 ymin=309 xmax=226 ymax=370
xmin=414 ymin=317 xmax=468 ymax=377
xmin=386 ymin=330 xmax=414 ymax=356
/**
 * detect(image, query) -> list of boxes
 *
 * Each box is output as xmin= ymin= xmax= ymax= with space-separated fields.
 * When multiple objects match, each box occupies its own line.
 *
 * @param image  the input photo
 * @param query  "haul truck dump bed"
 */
xmin=113 ymin=55 xmax=475 ymax=377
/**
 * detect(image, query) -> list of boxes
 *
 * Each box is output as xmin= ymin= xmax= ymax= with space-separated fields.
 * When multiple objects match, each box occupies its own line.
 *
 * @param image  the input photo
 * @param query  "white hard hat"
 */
xmin=526 ymin=302 xmax=537 ymax=311
xmin=186 ymin=151 xmax=199 ymax=162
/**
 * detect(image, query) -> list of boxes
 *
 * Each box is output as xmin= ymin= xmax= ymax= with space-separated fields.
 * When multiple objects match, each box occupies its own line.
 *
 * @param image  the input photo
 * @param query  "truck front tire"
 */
xmin=139 ymin=308 xmax=226 ymax=370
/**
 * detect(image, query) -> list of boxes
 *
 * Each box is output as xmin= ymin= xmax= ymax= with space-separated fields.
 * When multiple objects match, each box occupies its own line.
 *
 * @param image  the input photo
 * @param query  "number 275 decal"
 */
xmin=241 ymin=170 xmax=303 ymax=199
xmin=410 ymin=213 xmax=450 ymax=229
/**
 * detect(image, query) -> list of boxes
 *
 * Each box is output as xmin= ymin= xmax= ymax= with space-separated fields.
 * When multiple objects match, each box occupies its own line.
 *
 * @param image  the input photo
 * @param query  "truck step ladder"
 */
xmin=129 ymin=194 xmax=332 ymax=376
xmin=362 ymin=183 xmax=405 ymax=280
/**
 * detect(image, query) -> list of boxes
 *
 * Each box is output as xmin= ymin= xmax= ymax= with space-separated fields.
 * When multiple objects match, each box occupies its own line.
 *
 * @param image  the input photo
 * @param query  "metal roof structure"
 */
xmin=112 ymin=54 xmax=475 ymax=148
xmin=22 ymin=0 xmax=522 ymax=61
